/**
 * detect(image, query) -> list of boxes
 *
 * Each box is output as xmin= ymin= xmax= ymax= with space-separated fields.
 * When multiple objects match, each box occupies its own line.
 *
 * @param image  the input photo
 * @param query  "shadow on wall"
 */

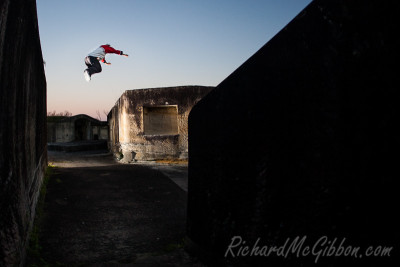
xmin=187 ymin=0 xmax=399 ymax=266
xmin=0 ymin=0 xmax=47 ymax=266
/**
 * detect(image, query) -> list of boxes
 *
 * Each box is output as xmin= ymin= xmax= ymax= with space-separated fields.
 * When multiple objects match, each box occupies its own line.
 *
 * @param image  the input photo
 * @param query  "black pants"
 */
xmin=85 ymin=56 xmax=102 ymax=76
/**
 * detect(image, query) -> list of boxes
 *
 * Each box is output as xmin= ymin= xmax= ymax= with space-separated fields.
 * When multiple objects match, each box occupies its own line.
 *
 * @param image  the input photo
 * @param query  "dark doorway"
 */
xmin=75 ymin=119 xmax=88 ymax=140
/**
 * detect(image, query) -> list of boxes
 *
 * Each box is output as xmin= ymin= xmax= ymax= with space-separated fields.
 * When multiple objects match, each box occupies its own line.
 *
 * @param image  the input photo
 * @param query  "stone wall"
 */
xmin=187 ymin=0 xmax=398 ymax=266
xmin=47 ymin=120 xmax=74 ymax=143
xmin=0 ymin=0 xmax=47 ymax=265
xmin=108 ymin=86 xmax=213 ymax=162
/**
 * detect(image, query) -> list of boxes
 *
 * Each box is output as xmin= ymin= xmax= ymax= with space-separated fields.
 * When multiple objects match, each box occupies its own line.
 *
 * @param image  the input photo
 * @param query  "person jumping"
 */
xmin=84 ymin=44 xmax=128 ymax=81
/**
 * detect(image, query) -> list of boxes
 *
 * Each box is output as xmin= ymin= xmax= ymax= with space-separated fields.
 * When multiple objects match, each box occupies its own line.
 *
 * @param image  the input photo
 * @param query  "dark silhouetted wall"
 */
xmin=0 ymin=0 xmax=47 ymax=265
xmin=187 ymin=0 xmax=399 ymax=266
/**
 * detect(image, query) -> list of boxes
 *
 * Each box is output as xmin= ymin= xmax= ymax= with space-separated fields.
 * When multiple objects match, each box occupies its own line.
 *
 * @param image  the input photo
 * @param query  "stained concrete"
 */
xmin=0 ymin=0 xmax=47 ymax=265
xmin=187 ymin=0 xmax=399 ymax=266
xmin=108 ymin=86 xmax=213 ymax=162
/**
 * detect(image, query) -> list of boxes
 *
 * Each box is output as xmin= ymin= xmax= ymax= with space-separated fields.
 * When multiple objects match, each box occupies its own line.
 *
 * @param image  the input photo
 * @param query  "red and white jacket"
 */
xmin=88 ymin=45 xmax=123 ymax=63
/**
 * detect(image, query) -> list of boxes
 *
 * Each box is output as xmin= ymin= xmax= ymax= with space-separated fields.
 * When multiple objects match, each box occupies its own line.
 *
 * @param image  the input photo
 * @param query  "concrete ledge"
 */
xmin=47 ymin=140 xmax=108 ymax=152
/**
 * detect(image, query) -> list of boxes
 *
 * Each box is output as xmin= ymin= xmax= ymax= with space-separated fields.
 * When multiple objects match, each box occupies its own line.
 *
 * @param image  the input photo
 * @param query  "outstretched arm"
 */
xmin=117 ymin=50 xmax=128 ymax=57
xmin=102 ymin=45 xmax=128 ymax=56
xmin=101 ymin=45 xmax=129 ymax=57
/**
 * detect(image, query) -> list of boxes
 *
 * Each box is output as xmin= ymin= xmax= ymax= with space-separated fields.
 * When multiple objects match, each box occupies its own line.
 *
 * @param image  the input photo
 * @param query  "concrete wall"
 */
xmin=108 ymin=86 xmax=213 ymax=162
xmin=0 ymin=0 xmax=47 ymax=265
xmin=47 ymin=121 xmax=74 ymax=143
xmin=47 ymin=114 xmax=108 ymax=143
xmin=187 ymin=0 xmax=398 ymax=266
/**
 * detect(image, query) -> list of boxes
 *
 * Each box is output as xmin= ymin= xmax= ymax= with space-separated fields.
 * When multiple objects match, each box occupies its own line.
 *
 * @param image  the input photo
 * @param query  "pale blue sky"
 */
xmin=37 ymin=0 xmax=312 ymax=120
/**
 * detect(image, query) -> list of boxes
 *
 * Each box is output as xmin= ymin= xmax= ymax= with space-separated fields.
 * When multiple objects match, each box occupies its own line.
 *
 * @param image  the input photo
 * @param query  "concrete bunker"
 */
xmin=47 ymin=114 xmax=109 ymax=152
xmin=108 ymin=86 xmax=213 ymax=162
xmin=47 ymin=114 xmax=109 ymax=143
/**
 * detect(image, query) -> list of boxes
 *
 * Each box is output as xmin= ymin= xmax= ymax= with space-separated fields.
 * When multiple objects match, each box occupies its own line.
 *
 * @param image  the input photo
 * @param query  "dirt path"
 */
xmin=33 ymin=151 xmax=204 ymax=266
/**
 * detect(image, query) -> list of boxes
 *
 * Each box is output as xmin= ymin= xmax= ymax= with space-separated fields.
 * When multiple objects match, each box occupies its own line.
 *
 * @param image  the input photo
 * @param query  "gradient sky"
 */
xmin=37 ymin=0 xmax=312 ymax=120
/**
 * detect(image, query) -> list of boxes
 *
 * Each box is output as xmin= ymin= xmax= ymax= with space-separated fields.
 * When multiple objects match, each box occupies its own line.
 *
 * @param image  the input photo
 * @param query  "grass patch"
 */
xmin=163 ymin=238 xmax=185 ymax=253
xmin=155 ymin=159 xmax=188 ymax=164
xmin=164 ymin=243 xmax=184 ymax=252
xmin=26 ymin=165 xmax=56 ymax=267
xmin=117 ymin=152 xmax=124 ymax=161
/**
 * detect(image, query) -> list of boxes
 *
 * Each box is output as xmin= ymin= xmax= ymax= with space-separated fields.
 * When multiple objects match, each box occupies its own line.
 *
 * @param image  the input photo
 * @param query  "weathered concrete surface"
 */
xmin=187 ymin=0 xmax=399 ymax=266
xmin=32 ymin=151 xmax=201 ymax=266
xmin=108 ymin=86 xmax=213 ymax=162
xmin=0 ymin=0 xmax=47 ymax=265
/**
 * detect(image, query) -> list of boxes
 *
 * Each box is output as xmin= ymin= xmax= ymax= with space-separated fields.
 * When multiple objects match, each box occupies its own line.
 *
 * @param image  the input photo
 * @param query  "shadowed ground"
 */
xmin=33 ymin=151 xmax=203 ymax=266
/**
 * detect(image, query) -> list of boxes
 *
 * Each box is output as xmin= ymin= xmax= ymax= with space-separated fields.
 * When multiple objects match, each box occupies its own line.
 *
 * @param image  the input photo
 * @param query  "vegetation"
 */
xmin=26 ymin=165 xmax=56 ymax=267
xmin=155 ymin=159 xmax=188 ymax=164
xmin=163 ymin=241 xmax=185 ymax=253
xmin=47 ymin=110 xmax=72 ymax=123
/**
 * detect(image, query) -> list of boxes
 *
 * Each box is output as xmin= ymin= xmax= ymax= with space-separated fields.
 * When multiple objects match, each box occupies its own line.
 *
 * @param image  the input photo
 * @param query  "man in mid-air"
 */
xmin=84 ymin=44 xmax=128 ymax=82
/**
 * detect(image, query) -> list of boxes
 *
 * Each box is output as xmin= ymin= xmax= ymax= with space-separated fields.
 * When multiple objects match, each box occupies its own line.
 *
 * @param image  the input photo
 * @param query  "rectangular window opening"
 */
xmin=143 ymin=106 xmax=178 ymax=135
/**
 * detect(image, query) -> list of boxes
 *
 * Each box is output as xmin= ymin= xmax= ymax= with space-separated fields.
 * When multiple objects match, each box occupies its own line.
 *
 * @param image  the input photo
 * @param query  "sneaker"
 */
xmin=84 ymin=70 xmax=91 ymax=82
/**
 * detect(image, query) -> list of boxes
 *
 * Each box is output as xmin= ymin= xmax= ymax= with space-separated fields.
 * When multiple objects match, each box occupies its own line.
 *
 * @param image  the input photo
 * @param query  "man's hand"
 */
xmin=122 ymin=54 xmax=129 ymax=57
xmin=105 ymin=62 xmax=112 ymax=65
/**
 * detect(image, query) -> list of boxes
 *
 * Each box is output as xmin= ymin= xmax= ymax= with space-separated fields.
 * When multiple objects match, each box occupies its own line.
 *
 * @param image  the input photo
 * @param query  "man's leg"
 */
xmin=85 ymin=56 xmax=102 ymax=76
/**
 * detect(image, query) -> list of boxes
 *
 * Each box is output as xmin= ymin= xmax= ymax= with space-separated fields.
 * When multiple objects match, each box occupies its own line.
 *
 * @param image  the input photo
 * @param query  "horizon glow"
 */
xmin=37 ymin=0 xmax=312 ymax=120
